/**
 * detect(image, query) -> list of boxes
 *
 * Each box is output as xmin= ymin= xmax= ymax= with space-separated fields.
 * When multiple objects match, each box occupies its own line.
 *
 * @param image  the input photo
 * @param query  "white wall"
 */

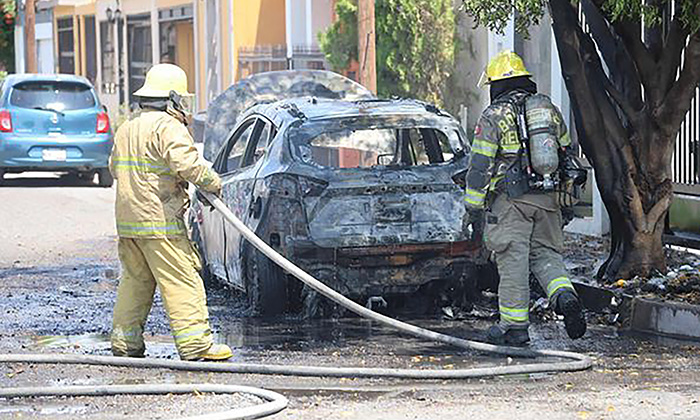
xmin=487 ymin=17 xmax=514 ymax=61
xmin=35 ymin=22 xmax=54 ymax=74
xmin=14 ymin=24 xmax=25 ymax=73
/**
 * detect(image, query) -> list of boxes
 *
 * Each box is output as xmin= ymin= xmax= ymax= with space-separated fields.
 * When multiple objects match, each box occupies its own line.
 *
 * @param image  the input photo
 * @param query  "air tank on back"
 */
xmin=525 ymin=94 xmax=560 ymax=186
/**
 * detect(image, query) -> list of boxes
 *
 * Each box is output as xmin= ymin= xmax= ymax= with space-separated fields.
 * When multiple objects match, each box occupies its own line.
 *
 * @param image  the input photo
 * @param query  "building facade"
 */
xmin=16 ymin=0 xmax=336 ymax=114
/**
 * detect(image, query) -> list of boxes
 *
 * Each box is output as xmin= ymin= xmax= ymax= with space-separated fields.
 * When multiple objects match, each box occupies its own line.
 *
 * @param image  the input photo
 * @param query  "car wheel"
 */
xmin=97 ymin=168 xmax=114 ymax=187
xmin=245 ymin=246 xmax=287 ymax=316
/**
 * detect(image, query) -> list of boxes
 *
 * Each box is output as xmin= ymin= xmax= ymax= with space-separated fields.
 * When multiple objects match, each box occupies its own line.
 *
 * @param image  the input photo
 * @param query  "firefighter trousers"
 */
xmin=484 ymin=193 xmax=576 ymax=329
xmin=111 ymin=236 xmax=213 ymax=360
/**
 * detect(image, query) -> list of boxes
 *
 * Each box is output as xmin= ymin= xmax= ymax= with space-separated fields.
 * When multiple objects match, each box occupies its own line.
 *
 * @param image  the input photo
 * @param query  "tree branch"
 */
xmin=549 ymin=0 xmax=631 ymax=192
xmin=600 ymin=73 xmax=639 ymax=123
xmin=643 ymin=0 xmax=664 ymax=60
xmin=658 ymin=31 xmax=700 ymax=134
xmin=581 ymin=0 xmax=643 ymax=111
xmin=611 ymin=20 xmax=659 ymax=102
xmin=658 ymin=16 xmax=690 ymax=95
xmin=588 ymin=0 xmax=660 ymax=104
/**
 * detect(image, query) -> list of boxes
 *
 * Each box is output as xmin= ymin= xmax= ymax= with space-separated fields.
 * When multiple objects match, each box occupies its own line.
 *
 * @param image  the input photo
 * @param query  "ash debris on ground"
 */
xmin=561 ymin=232 xmax=700 ymax=304
xmin=612 ymin=263 xmax=700 ymax=304
xmin=440 ymin=233 xmax=700 ymax=327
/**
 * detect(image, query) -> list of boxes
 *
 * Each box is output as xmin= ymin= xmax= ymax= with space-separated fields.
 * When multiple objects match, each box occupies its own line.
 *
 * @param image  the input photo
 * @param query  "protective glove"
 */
xmin=196 ymin=190 xmax=218 ymax=209
xmin=463 ymin=207 xmax=485 ymax=242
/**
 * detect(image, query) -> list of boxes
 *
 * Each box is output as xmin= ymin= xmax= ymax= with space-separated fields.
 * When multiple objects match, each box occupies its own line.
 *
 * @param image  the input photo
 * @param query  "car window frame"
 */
xmin=299 ymin=125 xmax=456 ymax=169
xmin=214 ymin=117 xmax=258 ymax=175
xmin=241 ymin=116 xmax=277 ymax=168
xmin=290 ymin=117 xmax=466 ymax=169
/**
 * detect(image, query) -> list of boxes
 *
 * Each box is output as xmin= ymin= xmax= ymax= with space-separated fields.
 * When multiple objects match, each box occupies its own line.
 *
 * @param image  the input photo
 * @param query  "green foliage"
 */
xmin=461 ymin=0 xmax=545 ymax=36
xmin=0 ymin=0 xmax=15 ymax=71
xmin=319 ymin=0 xmax=455 ymax=106
xmin=678 ymin=0 xmax=700 ymax=33
xmin=461 ymin=0 xmax=700 ymax=36
xmin=318 ymin=0 xmax=358 ymax=70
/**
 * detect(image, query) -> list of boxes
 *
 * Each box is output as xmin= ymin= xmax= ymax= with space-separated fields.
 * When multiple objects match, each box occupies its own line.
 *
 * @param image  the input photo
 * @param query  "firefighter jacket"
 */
xmin=110 ymin=110 xmax=221 ymax=238
xmin=464 ymin=90 xmax=571 ymax=210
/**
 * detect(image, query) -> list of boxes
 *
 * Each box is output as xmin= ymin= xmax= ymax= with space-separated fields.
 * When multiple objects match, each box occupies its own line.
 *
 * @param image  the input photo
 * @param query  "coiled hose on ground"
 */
xmin=0 ymin=192 xmax=592 ymax=419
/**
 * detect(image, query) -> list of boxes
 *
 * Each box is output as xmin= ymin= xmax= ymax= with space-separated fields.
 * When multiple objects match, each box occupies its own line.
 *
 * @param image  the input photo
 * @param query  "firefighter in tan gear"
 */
xmin=110 ymin=64 xmax=232 ymax=360
xmin=465 ymin=51 xmax=587 ymax=346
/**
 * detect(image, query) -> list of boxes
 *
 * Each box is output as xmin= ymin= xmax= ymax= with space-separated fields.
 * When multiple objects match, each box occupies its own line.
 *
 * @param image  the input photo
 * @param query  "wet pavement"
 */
xmin=1 ymin=175 xmax=700 ymax=419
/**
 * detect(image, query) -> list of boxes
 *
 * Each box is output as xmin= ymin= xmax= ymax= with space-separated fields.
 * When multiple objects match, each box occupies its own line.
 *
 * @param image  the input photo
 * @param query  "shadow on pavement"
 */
xmin=0 ymin=173 xmax=102 ymax=188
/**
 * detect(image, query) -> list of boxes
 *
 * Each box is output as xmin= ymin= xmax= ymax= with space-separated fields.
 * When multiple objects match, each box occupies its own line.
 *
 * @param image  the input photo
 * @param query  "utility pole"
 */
xmin=24 ymin=0 xmax=37 ymax=73
xmin=357 ymin=0 xmax=376 ymax=94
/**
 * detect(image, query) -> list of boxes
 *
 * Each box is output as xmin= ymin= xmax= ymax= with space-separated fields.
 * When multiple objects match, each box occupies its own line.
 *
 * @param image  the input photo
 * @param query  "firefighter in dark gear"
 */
xmin=465 ymin=51 xmax=586 ymax=346
xmin=110 ymin=63 xmax=232 ymax=361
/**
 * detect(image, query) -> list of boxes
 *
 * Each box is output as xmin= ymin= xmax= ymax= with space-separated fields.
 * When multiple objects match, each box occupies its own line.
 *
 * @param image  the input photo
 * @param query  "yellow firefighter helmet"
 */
xmin=134 ymin=63 xmax=192 ymax=98
xmin=479 ymin=50 xmax=532 ymax=86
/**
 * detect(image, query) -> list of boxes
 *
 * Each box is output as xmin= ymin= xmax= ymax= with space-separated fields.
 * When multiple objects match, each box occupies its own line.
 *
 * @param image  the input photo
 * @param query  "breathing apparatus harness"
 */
xmin=499 ymin=92 xmax=587 ymax=207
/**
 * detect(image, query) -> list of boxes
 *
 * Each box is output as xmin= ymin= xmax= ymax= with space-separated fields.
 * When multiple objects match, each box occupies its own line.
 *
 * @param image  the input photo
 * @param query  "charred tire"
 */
xmin=245 ymin=247 xmax=287 ymax=316
xmin=97 ymin=169 xmax=114 ymax=187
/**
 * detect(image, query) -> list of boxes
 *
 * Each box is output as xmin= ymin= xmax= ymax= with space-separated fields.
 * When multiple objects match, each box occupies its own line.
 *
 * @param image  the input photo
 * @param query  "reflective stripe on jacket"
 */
xmin=110 ymin=110 xmax=221 ymax=238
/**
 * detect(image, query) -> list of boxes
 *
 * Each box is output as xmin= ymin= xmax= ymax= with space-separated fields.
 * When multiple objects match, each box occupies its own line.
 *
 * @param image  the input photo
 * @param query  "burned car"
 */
xmin=192 ymin=76 xmax=486 ymax=317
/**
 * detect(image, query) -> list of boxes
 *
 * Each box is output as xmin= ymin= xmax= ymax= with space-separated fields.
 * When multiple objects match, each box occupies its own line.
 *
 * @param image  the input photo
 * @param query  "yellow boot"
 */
xmin=190 ymin=343 xmax=233 ymax=361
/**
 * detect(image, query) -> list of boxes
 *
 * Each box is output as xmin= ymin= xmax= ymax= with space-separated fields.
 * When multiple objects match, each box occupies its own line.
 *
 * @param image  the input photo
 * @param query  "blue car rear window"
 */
xmin=10 ymin=81 xmax=96 ymax=111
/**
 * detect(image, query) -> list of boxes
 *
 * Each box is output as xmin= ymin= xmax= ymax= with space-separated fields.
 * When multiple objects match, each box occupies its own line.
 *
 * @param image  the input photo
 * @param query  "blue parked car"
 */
xmin=0 ymin=74 xmax=113 ymax=186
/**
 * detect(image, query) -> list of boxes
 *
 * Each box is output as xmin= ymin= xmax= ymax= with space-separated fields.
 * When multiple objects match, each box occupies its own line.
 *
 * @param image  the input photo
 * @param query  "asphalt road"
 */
xmin=1 ymin=172 xmax=700 ymax=419
xmin=0 ymin=172 xmax=116 ymax=268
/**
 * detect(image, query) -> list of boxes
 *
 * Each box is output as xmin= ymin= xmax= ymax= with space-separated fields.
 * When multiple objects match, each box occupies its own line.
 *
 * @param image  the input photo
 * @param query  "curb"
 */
xmin=573 ymin=281 xmax=700 ymax=342
xmin=629 ymin=298 xmax=700 ymax=341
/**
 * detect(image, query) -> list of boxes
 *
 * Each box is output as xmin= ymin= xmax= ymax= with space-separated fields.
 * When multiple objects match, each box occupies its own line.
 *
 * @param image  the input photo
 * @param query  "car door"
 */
xmin=221 ymin=117 xmax=274 ymax=288
xmin=241 ymin=119 xmax=276 ymax=236
xmin=200 ymin=118 xmax=256 ymax=285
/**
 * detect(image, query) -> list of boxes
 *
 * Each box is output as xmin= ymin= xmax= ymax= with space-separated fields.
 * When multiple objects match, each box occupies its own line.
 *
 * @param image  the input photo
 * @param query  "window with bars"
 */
xmin=57 ymin=17 xmax=74 ymax=74
xmin=100 ymin=20 xmax=116 ymax=93
xmin=84 ymin=16 xmax=97 ymax=84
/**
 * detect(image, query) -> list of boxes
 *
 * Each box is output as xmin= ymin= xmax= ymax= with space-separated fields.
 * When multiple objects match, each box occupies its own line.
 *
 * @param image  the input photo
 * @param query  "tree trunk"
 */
xmin=548 ymin=0 xmax=688 ymax=281
xmin=597 ymin=175 xmax=670 ymax=281
xmin=594 ymin=133 xmax=673 ymax=281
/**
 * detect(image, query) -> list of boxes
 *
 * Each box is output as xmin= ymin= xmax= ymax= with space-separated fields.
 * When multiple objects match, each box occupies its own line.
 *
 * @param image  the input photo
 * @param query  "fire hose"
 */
xmin=0 ymin=191 xmax=592 ymax=419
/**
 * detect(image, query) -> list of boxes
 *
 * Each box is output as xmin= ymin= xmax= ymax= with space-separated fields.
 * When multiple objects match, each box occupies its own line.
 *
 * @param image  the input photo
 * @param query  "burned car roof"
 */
xmin=203 ymin=70 xmax=375 ymax=160
xmin=244 ymin=97 xmax=464 ymax=128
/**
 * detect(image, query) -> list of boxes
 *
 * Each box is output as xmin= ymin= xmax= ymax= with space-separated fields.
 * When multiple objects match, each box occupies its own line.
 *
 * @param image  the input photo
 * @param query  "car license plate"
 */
xmin=42 ymin=148 xmax=67 ymax=161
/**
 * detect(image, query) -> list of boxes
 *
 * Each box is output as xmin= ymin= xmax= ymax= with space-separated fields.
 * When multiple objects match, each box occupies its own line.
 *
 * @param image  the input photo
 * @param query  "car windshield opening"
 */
xmin=301 ymin=127 xmax=457 ymax=169
xmin=10 ymin=81 xmax=96 ymax=111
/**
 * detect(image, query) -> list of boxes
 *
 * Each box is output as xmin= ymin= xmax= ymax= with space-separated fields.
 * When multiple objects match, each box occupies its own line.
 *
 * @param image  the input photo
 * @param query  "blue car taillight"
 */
xmin=96 ymin=112 xmax=110 ymax=133
xmin=0 ymin=109 xmax=12 ymax=132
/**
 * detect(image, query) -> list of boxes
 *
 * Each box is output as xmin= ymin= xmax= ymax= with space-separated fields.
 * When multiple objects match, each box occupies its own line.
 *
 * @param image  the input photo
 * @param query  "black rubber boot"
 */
xmin=485 ymin=324 xmax=530 ymax=346
xmin=556 ymin=291 xmax=587 ymax=339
